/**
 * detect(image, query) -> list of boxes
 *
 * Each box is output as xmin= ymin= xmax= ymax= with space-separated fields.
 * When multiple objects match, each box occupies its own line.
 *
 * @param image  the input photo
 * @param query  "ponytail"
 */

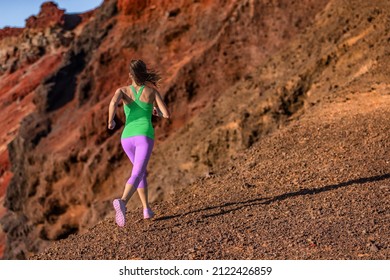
xmin=129 ymin=59 xmax=161 ymax=87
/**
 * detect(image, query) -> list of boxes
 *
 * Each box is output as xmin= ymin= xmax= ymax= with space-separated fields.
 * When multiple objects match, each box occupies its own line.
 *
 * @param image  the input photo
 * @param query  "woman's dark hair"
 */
xmin=129 ymin=59 xmax=161 ymax=86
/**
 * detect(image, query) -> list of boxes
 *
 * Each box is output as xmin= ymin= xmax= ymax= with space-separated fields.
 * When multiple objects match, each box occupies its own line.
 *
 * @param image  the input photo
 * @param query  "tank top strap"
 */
xmin=137 ymin=85 xmax=145 ymax=100
xmin=130 ymin=85 xmax=145 ymax=101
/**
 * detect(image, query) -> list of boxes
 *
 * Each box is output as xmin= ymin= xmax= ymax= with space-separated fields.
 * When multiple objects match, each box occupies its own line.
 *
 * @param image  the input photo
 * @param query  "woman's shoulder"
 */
xmin=118 ymin=86 xmax=136 ymax=98
xmin=143 ymin=83 xmax=157 ymax=94
xmin=117 ymin=86 xmax=129 ymax=92
xmin=112 ymin=86 xmax=127 ymax=95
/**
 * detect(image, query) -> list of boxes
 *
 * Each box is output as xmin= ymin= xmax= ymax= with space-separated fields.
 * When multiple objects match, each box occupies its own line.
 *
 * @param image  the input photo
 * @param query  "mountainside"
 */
xmin=1 ymin=0 xmax=390 ymax=260
xmin=0 ymin=1 xmax=95 ymax=258
xmin=32 ymin=0 xmax=390 ymax=259
xmin=0 ymin=0 xmax=329 ymax=259
xmin=32 ymin=90 xmax=390 ymax=259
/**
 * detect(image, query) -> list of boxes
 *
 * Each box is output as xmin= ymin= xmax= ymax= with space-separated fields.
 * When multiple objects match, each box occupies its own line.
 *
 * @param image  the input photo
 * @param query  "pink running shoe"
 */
xmin=143 ymin=208 xmax=155 ymax=219
xmin=113 ymin=199 xmax=126 ymax=227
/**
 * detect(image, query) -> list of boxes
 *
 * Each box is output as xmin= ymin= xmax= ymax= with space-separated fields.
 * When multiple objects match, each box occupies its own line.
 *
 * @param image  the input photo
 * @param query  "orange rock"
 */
xmin=0 ymin=27 xmax=23 ymax=41
xmin=117 ymin=0 xmax=149 ymax=15
xmin=25 ymin=2 xmax=65 ymax=29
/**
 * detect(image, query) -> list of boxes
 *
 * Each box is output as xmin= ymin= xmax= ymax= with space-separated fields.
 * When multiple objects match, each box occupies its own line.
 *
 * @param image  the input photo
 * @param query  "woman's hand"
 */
xmin=153 ymin=106 xmax=162 ymax=117
xmin=108 ymin=119 xmax=116 ymax=130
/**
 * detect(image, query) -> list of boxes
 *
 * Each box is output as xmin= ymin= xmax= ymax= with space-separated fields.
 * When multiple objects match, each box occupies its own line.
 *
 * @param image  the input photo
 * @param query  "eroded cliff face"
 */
xmin=28 ymin=0 xmax=390 ymax=260
xmin=0 ymin=1 xmax=96 ymax=258
xmin=0 ymin=0 xmax=334 ymax=259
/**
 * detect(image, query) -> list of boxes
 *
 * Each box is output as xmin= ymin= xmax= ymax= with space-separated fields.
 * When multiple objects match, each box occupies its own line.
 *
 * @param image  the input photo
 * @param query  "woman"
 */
xmin=107 ymin=59 xmax=170 ymax=227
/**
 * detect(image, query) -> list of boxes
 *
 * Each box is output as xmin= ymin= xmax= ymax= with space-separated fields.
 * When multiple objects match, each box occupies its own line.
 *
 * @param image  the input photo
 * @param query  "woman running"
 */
xmin=107 ymin=59 xmax=170 ymax=227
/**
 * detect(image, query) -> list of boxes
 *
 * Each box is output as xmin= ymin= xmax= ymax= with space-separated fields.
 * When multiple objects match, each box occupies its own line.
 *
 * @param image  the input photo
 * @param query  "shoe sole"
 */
xmin=113 ymin=200 xmax=126 ymax=227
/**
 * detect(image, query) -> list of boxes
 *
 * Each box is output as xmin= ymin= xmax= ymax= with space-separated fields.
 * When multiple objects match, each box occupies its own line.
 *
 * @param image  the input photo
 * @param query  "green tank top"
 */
xmin=121 ymin=85 xmax=155 ymax=139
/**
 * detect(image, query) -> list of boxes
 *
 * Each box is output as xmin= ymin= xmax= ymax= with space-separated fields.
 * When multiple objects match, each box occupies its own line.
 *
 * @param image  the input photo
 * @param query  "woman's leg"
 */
xmin=130 ymin=136 xmax=154 ymax=210
xmin=120 ymin=137 xmax=138 ymax=204
xmin=137 ymin=170 xmax=148 ymax=189
xmin=115 ymin=136 xmax=154 ymax=226
xmin=136 ymin=171 xmax=149 ymax=207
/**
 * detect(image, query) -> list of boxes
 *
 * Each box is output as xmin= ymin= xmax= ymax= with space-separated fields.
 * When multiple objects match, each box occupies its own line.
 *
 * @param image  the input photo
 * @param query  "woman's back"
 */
xmin=121 ymin=84 xmax=155 ymax=106
xmin=121 ymin=85 xmax=155 ymax=140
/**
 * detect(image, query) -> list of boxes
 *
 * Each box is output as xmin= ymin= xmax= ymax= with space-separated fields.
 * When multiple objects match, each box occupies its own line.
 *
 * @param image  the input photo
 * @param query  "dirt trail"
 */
xmin=32 ymin=91 xmax=390 ymax=259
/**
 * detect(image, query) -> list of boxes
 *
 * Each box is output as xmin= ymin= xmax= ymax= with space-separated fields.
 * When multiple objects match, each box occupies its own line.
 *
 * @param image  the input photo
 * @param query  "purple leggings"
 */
xmin=121 ymin=136 xmax=154 ymax=188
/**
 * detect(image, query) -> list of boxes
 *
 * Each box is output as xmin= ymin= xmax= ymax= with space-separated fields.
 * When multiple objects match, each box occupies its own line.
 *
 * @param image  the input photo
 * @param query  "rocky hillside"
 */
xmin=0 ymin=1 xmax=95 ymax=258
xmin=32 ymin=90 xmax=390 ymax=259
xmin=2 ymin=0 xmax=390 ymax=259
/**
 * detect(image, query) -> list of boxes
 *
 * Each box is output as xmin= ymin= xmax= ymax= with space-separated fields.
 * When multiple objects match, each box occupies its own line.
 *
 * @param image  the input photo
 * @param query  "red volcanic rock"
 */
xmin=0 ymin=0 xmax=102 ymax=260
xmin=0 ymin=1 xmax=92 ymax=42
xmin=26 ymin=2 xmax=66 ymax=29
xmin=79 ymin=10 xmax=95 ymax=22
xmin=0 ymin=27 xmax=23 ymax=41
xmin=0 ymin=230 xmax=4 ymax=258
xmin=117 ymin=0 xmax=149 ymax=15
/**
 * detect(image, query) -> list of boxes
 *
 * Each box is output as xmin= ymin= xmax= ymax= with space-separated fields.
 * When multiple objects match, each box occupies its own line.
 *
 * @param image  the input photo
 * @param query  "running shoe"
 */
xmin=113 ymin=199 xmax=126 ymax=227
xmin=143 ymin=208 xmax=155 ymax=219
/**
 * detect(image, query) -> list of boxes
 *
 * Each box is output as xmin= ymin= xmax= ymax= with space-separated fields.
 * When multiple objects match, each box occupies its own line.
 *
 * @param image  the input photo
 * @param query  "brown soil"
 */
xmin=31 ymin=91 xmax=390 ymax=259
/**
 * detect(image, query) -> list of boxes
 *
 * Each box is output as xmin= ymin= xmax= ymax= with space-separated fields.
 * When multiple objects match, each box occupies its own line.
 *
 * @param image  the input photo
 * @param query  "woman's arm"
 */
xmin=154 ymin=89 xmax=170 ymax=118
xmin=108 ymin=88 xmax=123 ymax=129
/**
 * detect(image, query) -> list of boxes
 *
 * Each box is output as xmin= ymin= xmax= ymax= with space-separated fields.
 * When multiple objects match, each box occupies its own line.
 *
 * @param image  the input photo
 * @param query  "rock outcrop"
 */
xmin=0 ymin=2 xmax=91 ymax=75
xmin=0 ymin=1 xmax=98 ymax=258
xmin=0 ymin=28 xmax=23 ymax=41
xmin=25 ymin=2 xmax=66 ymax=29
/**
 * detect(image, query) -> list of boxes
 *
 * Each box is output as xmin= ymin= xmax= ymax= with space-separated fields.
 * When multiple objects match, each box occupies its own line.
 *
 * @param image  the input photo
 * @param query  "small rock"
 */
xmin=243 ymin=182 xmax=256 ymax=188
xmin=368 ymin=243 xmax=379 ymax=252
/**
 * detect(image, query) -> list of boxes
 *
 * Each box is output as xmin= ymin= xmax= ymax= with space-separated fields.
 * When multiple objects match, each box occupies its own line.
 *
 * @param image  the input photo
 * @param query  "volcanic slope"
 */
xmin=1 ymin=0 xmax=330 ymax=259
xmin=32 ymin=89 xmax=390 ymax=259
xmin=5 ymin=0 xmax=390 ymax=260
